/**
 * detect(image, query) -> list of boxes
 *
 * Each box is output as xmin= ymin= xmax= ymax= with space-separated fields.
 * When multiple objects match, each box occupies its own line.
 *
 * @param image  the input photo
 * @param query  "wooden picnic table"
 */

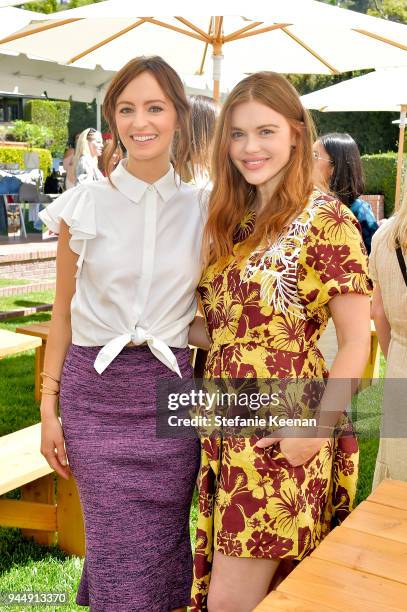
xmin=0 ymin=328 xmax=41 ymax=359
xmin=15 ymin=321 xmax=50 ymax=401
xmin=255 ymin=479 xmax=407 ymax=611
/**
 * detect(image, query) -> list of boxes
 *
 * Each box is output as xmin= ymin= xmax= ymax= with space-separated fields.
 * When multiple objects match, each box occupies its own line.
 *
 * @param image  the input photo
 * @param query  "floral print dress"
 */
xmin=191 ymin=190 xmax=372 ymax=611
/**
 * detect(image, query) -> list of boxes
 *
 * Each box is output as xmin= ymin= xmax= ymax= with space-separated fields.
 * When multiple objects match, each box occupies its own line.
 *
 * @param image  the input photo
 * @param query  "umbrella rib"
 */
xmin=223 ymin=21 xmax=264 ymax=43
xmin=175 ymin=17 xmax=211 ymax=42
xmin=197 ymin=17 xmax=214 ymax=76
xmin=281 ymin=27 xmax=340 ymax=74
xmin=353 ymin=28 xmax=407 ymax=52
xmin=0 ymin=18 xmax=81 ymax=45
xmin=226 ymin=23 xmax=291 ymax=42
xmin=67 ymin=19 xmax=148 ymax=64
xmin=141 ymin=17 xmax=208 ymax=42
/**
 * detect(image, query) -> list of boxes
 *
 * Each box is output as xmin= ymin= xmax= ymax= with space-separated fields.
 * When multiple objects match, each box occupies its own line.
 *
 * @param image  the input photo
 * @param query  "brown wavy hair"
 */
xmin=203 ymin=72 xmax=316 ymax=265
xmin=102 ymin=56 xmax=191 ymax=181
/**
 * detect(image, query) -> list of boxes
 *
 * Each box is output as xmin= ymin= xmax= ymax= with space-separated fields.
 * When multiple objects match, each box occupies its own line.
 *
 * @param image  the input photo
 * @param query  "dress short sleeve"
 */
xmin=298 ymin=198 xmax=373 ymax=315
xmin=39 ymin=184 xmax=96 ymax=275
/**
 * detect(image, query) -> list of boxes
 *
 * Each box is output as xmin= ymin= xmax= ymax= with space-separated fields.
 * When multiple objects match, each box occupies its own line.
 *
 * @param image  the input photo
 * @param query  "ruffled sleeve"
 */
xmin=39 ymin=185 xmax=96 ymax=276
xmin=298 ymin=197 xmax=373 ymax=316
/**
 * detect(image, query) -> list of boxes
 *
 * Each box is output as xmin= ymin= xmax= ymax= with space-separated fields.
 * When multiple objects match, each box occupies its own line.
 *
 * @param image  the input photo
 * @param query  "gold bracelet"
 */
xmin=40 ymin=371 xmax=61 ymax=385
xmin=41 ymin=389 xmax=60 ymax=396
xmin=41 ymin=383 xmax=60 ymax=395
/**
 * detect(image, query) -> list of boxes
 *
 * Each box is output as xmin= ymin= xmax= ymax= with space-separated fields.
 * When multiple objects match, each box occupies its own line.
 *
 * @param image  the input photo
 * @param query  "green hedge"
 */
xmin=24 ymin=100 xmax=70 ymax=157
xmin=9 ymin=120 xmax=54 ymax=149
xmin=361 ymin=152 xmax=407 ymax=217
xmin=312 ymin=111 xmax=399 ymax=156
xmin=0 ymin=146 xmax=52 ymax=180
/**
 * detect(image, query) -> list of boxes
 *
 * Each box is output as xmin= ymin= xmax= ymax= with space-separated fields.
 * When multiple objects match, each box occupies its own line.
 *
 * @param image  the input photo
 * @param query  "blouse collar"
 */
xmin=111 ymin=159 xmax=181 ymax=204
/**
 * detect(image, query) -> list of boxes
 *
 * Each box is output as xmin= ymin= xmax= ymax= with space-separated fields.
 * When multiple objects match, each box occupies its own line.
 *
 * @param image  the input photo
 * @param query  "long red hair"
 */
xmin=203 ymin=72 xmax=315 ymax=265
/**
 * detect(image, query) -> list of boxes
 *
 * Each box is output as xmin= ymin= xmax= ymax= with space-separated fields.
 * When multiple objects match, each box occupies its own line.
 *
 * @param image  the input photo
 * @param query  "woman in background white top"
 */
xmin=72 ymin=127 xmax=104 ymax=185
xmin=370 ymin=186 xmax=407 ymax=489
xmin=39 ymin=56 xmax=204 ymax=612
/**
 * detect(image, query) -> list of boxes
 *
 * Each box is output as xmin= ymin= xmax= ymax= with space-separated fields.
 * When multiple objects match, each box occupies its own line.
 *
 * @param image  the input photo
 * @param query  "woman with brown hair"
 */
xmin=38 ymin=56 xmax=204 ymax=611
xmin=189 ymin=72 xmax=372 ymax=611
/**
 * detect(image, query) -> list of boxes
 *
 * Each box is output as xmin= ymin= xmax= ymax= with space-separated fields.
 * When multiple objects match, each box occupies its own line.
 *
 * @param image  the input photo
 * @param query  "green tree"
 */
xmin=63 ymin=0 xmax=104 ymax=7
xmin=368 ymin=0 xmax=407 ymax=23
xmin=23 ymin=0 xmax=58 ymax=14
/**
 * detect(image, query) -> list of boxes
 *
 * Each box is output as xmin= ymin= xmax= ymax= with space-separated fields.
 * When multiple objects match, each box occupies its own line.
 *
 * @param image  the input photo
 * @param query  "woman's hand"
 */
xmin=40 ymin=415 xmax=71 ymax=480
xmin=256 ymin=429 xmax=330 ymax=467
xmin=188 ymin=315 xmax=211 ymax=350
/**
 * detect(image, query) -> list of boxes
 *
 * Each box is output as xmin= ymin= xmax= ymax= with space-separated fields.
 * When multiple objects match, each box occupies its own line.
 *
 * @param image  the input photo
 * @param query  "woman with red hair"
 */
xmin=190 ymin=72 xmax=372 ymax=611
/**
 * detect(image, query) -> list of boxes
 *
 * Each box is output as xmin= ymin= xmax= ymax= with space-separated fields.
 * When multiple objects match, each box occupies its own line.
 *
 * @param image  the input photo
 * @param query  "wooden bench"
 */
xmin=0 ymin=423 xmax=85 ymax=556
xmin=0 ymin=328 xmax=42 ymax=359
xmin=255 ymin=479 xmax=407 ymax=611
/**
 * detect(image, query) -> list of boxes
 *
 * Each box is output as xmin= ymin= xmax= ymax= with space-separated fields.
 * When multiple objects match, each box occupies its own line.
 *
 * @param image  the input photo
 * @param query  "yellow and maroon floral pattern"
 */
xmin=190 ymin=190 xmax=372 ymax=611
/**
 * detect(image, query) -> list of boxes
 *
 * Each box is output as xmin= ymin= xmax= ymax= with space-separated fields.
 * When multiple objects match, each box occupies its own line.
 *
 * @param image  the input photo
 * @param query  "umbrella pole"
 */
xmin=212 ymin=17 xmax=223 ymax=101
xmin=96 ymin=90 xmax=103 ymax=132
xmin=395 ymin=104 xmax=406 ymax=211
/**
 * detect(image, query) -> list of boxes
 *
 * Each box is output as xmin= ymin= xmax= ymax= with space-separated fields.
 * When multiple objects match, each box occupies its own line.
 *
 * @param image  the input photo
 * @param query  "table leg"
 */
xmin=35 ymin=341 xmax=46 ymax=402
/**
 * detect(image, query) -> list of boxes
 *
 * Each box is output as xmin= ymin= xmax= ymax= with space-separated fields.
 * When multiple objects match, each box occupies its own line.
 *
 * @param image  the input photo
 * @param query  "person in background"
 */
xmin=313 ymin=132 xmax=378 ymax=254
xmin=370 ymin=186 xmax=407 ymax=488
xmin=72 ymin=127 xmax=104 ymax=185
xmin=179 ymin=95 xmax=219 ymax=187
xmin=100 ymin=131 xmax=121 ymax=176
xmin=62 ymin=132 xmax=80 ymax=190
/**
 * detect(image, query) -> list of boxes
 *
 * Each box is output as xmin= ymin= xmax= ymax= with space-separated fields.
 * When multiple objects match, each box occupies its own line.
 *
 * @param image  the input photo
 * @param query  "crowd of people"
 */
xmin=38 ymin=55 xmax=405 ymax=612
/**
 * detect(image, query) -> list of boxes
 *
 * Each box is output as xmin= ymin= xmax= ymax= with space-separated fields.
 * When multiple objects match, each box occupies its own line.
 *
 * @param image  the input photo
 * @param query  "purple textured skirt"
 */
xmin=60 ymin=344 xmax=200 ymax=612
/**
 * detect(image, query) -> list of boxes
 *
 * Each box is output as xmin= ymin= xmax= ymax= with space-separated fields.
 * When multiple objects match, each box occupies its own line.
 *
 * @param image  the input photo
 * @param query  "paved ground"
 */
xmin=0 ymin=235 xmax=57 ymax=258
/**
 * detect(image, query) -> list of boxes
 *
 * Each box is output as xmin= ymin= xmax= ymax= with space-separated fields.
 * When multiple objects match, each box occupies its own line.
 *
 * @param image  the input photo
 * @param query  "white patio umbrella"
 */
xmin=0 ymin=6 xmax=43 ymax=39
xmin=301 ymin=66 xmax=407 ymax=210
xmin=0 ymin=52 xmax=237 ymax=128
xmin=0 ymin=51 xmax=114 ymax=103
xmin=0 ymin=0 xmax=407 ymax=101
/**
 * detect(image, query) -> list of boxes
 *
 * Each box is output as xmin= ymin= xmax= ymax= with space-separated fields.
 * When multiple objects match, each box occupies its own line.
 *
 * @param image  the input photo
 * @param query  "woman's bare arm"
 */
xmin=188 ymin=315 xmax=211 ymax=350
xmin=371 ymin=285 xmax=391 ymax=358
xmin=40 ymin=220 xmax=78 ymax=479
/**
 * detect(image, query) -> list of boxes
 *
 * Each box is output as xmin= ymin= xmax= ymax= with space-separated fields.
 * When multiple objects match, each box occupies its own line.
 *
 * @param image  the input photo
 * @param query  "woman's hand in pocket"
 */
xmin=255 ymin=427 xmax=330 ymax=467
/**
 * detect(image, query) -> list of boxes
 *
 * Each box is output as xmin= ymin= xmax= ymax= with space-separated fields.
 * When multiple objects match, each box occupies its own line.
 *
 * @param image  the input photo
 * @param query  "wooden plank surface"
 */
xmin=345 ymin=500 xmax=407 ymax=545
xmin=0 ymin=499 xmax=56 ymax=531
xmin=0 ymin=423 xmax=53 ymax=495
xmin=255 ymin=590 xmax=338 ymax=611
xmin=15 ymin=322 xmax=50 ymax=340
xmin=368 ymin=479 xmax=407 ymax=511
xmin=312 ymin=526 xmax=407 ymax=585
xmin=277 ymin=557 xmax=407 ymax=611
xmin=0 ymin=329 xmax=41 ymax=358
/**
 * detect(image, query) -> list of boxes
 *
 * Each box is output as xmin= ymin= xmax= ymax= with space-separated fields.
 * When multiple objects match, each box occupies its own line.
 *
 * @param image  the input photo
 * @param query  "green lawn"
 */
xmin=0 ymin=291 xmax=55 ymax=313
xmin=0 ymin=279 xmax=30 ymax=288
xmin=0 ymin=310 xmax=382 ymax=609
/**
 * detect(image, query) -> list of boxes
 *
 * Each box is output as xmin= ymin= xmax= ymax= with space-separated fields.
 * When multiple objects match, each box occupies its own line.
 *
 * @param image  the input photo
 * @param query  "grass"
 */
xmin=0 ymin=291 xmax=55 ymax=312
xmin=0 ymin=279 xmax=30 ymax=287
xmin=0 ymin=309 xmax=383 ymax=608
